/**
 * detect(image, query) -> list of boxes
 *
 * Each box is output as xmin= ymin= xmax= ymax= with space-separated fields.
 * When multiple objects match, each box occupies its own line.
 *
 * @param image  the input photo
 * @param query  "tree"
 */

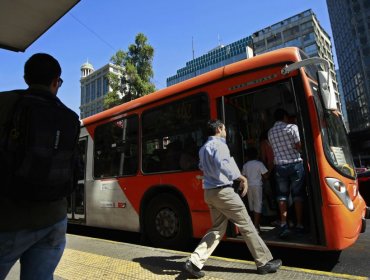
xmin=104 ymin=33 xmax=156 ymax=109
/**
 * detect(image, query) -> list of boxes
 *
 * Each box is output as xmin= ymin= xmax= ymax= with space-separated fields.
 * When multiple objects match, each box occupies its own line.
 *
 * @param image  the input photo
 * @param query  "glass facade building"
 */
xmin=336 ymin=69 xmax=349 ymax=130
xmin=167 ymin=37 xmax=252 ymax=86
xmin=327 ymin=0 xmax=370 ymax=132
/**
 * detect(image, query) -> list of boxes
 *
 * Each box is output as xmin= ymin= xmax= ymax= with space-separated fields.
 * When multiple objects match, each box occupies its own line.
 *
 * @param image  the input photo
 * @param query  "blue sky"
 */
xmin=0 ymin=0 xmax=333 ymax=115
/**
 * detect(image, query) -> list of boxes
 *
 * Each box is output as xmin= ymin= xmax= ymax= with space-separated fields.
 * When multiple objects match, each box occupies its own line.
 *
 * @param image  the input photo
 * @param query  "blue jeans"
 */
xmin=0 ymin=217 xmax=67 ymax=280
xmin=275 ymin=162 xmax=305 ymax=202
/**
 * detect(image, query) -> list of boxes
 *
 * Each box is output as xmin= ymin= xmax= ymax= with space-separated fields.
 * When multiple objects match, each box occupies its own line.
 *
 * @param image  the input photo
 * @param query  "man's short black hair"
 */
xmin=207 ymin=119 xmax=224 ymax=136
xmin=274 ymin=108 xmax=289 ymax=121
xmin=24 ymin=53 xmax=61 ymax=86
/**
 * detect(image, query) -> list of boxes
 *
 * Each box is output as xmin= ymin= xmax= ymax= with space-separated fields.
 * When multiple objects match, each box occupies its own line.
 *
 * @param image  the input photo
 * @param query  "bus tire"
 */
xmin=144 ymin=193 xmax=192 ymax=249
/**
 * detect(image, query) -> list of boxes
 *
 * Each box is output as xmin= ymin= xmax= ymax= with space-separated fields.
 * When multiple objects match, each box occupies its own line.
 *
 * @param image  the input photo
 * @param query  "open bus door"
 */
xmin=216 ymin=79 xmax=320 ymax=246
xmin=67 ymin=137 xmax=87 ymax=222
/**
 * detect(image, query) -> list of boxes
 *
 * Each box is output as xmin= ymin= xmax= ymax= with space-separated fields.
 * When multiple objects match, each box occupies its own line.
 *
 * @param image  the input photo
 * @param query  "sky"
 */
xmin=0 ymin=0 xmax=334 ymax=115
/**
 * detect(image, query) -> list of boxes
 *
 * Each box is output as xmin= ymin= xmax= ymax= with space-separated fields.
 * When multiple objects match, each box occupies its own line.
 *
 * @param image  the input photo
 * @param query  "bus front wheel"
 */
xmin=144 ymin=193 xmax=192 ymax=249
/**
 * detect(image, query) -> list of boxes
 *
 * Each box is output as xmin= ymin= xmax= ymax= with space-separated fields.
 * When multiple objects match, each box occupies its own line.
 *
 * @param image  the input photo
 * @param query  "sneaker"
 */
xmin=257 ymin=259 xmax=282 ymax=275
xmin=184 ymin=260 xmax=205 ymax=278
xmin=279 ymin=224 xmax=290 ymax=239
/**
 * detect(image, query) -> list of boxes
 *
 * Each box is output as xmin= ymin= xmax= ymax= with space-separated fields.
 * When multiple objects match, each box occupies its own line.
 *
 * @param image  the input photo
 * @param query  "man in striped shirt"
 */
xmin=268 ymin=109 xmax=305 ymax=239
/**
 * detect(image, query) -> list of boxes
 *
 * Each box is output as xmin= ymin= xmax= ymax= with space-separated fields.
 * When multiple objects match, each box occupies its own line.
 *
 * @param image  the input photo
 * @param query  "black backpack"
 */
xmin=0 ymin=89 xmax=80 ymax=201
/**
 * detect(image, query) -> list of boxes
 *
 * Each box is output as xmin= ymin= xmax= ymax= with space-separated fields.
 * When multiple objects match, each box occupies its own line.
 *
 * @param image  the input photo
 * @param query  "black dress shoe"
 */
xmin=184 ymin=260 xmax=205 ymax=278
xmin=257 ymin=259 xmax=282 ymax=275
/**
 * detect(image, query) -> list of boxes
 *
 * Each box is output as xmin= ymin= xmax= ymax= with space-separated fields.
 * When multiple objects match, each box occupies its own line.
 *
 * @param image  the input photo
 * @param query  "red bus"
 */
xmin=68 ymin=47 xmax=370 ymax=250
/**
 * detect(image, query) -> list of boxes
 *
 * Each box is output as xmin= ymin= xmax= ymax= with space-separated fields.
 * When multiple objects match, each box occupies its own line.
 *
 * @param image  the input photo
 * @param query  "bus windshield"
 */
xmin=311 ymin=82 xmax=355 ymax=178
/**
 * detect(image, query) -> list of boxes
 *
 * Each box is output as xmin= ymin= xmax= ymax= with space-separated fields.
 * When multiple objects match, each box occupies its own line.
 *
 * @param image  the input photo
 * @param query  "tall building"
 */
xmin=336 ymin=69 xmax=349 ymax=130
xmin=252 ymin=10 xmax=339 ymax=110
xmin=167 ymin=36 xmax=252 ymax=86
xmin=80 ymin=62 xmax=122 ymax=119
xmin=327 ymin=0 xmax=370 ymax=132
xmin=167 ymin=10 xmax=340 ymax=111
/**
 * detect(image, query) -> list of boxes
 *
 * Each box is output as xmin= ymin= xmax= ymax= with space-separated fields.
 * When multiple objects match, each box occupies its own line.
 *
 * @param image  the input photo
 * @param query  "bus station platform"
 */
xmin=6 ymin=234 xmax=367 ymax=280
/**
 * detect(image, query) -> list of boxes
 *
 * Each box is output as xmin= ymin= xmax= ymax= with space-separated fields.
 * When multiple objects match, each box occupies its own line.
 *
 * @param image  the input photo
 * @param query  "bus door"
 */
xmin=67 ymin=137 xmax=87 ymax=222
xmin=217 ymin=82 xmax=298 ymax=170
xmin=217 ymin=81 xmax=315 ymax=243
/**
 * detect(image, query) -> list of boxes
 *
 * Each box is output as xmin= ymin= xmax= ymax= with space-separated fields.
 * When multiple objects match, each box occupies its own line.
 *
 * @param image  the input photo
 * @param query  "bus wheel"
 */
xmin=144 ymin=193 xmax=191 ymax=249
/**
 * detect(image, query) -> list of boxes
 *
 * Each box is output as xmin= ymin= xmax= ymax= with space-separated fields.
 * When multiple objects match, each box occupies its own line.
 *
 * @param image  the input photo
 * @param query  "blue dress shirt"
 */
xmin=199 ymin=136 xmax=241 ymax=189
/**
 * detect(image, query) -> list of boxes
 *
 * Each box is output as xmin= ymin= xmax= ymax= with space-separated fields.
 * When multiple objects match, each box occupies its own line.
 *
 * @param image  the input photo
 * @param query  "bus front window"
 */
xmin=311 ymin=83 xmax=355 ymax=178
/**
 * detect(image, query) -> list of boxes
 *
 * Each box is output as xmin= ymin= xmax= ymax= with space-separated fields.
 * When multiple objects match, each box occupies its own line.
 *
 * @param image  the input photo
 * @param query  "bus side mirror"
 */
xmin=317 ymin=70 xmax=337 ymax=110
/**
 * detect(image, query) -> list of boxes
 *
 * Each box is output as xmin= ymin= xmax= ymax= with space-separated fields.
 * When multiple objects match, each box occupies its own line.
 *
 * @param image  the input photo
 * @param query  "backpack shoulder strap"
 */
xmin=0 ymin=90 xmax=25 ymax=146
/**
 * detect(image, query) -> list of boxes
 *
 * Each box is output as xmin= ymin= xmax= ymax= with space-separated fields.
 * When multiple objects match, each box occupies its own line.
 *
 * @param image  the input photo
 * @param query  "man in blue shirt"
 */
xmin=184 ymin=120 xmax=281 ymax=278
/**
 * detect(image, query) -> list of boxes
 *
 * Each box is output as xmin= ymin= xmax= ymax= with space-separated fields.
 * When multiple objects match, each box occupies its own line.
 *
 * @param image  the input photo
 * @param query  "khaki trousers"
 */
xmin=189 ymin=187 xmax=273 ymax=268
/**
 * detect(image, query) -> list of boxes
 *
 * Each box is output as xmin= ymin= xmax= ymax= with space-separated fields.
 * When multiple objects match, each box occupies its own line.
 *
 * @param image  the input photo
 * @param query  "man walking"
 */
xmin=268 ymin=108 xmax=305 ymax=239
xmin=0 ymin=53 xmax=80 ymax=280
xmin=184 ymin=119 xmax=281 ymax=278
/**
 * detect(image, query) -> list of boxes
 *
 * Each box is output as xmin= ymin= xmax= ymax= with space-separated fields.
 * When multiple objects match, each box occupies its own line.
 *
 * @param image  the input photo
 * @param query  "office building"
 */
xmin=336 ymin=69 xmax=349 ymax=130
xmin=167 ymin=36 xmax=252 ymax=86
xmin=327 ymin=0 xmax=370 ymax=132
xmin=167 ymin=10 xmax=340 ymax=111
xmin=80 ymin=61 xmax=122 ymax=119
xmin=252 ymin=10 xmax=340 ymax=110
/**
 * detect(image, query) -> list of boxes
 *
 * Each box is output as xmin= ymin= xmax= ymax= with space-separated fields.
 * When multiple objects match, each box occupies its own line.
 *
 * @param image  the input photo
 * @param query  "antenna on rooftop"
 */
xmin=192 ymin=36 xmax=195 ymax=59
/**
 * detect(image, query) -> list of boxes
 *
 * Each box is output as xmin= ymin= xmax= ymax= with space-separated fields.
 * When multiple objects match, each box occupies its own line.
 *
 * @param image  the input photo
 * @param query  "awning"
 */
xmin=0 ymin=0 xmax=80 ymax=52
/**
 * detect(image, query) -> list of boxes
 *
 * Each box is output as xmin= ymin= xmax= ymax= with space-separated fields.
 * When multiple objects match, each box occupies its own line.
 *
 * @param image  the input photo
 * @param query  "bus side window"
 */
xmin=142 ymin=93 xmax=209 ymax=174
xmin=93 ymin=115 xmax=139 ymax=178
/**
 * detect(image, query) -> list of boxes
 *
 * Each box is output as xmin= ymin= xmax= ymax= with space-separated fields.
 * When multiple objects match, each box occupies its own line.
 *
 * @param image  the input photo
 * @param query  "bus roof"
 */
xmin=82 ymin=47 xmax=301 ymax=126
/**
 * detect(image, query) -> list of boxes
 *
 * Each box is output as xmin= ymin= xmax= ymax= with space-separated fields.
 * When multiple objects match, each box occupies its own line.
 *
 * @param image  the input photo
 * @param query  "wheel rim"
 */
xmin=154 ymin=207 xmax=179 ymax=238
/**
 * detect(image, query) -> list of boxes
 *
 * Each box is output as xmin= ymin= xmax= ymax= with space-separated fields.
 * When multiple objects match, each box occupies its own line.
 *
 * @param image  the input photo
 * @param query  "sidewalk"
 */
xmin=6 ymin=234 xmax=367 ymax=280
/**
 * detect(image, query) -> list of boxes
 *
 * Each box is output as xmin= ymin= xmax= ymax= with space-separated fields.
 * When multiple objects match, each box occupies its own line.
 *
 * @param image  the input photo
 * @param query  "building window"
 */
xmin=283 ymin=26 xmax=300 ymax=40
xmin=284 ymin=38 xmax=301 ymax=48
xmin=303 ymin=32 xmax=315 ymax=44
xmin=86 ymin=85 xmax=90 ymax=103
xmin=81 ymin=86 xmax=85 ymax=105
xmin=301 ymin=21 xmax=313 ymax=32
xmin=103 ymin=76 xmax=109 ymax=95
xmin=254 ymin=40 xmax=266 ymax=50
xmin=91 ymin=81 xmax=96 ymax=100
xmin=304 ymin=44 xmax=317 ymax=55
xmin=97 ymin=77 xmax=102 ymax=98
xmin=267 ymin=33 xmax=282 ymax=48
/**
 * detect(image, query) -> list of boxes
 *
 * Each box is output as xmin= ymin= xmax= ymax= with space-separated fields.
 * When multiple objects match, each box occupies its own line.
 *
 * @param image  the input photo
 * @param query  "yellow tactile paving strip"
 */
xmin=54 ymin=247 xmax=368 ymax=280
xmin=55 ymin=248 xmax=223 ymax=280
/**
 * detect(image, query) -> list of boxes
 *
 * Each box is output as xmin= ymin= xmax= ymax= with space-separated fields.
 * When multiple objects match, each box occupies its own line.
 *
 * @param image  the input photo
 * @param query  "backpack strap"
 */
xmin=0 ymin=90 xmax=25 ymax=149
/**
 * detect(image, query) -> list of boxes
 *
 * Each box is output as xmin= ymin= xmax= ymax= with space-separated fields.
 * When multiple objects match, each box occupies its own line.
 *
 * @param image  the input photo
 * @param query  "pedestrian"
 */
xmin=0 ymin=53 xmax=80 ymax=280
xmin=242 ymin=147 xmax=269 ymax=233
xmin=268 ymin=108 xmax=305 ymax=239
xmin=184 ymin=119 xmax=281 ymax=278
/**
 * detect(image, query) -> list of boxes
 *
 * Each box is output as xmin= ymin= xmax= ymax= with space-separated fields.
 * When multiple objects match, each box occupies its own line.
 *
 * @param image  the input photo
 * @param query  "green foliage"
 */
xmin=103 ymin=91 xmax=121 ymax=109
xmin=104 ymin=33 xmax=156 ymax=109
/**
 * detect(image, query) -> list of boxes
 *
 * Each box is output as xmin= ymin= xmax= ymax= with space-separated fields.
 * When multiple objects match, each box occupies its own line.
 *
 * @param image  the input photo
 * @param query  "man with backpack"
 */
xmin=0 ymin=53 xmax=80 ymax=280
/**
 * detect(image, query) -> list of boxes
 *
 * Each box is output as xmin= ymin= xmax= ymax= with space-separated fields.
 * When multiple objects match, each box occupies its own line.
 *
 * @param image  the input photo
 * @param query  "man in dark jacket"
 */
xmin=0 ymin=53 xmax=80 ymax=280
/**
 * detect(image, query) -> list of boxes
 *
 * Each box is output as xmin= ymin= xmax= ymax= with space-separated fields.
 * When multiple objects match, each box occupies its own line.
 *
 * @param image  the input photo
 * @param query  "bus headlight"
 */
xmin=326 ymin=178 xmax=354 ymax=211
